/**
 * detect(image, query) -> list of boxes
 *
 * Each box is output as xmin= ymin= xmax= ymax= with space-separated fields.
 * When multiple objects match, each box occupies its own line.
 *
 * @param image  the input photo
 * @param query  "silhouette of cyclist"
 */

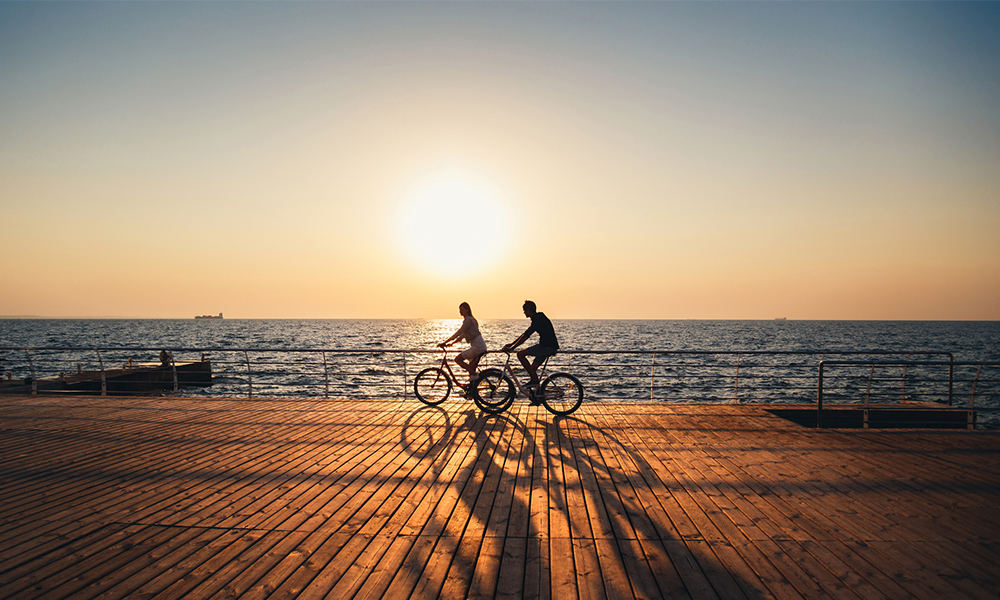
xmin=502 ymin=300 xmax=559 ymax=400
xmin=440 ymin=301 xmax=487 ymax=383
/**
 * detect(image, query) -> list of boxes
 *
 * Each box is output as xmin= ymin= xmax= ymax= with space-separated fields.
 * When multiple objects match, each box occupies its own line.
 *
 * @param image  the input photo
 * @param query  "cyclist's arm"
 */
xmin=442 ymin=319 xmax=471 ymax=346
xmin=504 ymin=326 xmax=534 ymax=351
xmin=442 ymin=330 xmax=460 ymax=346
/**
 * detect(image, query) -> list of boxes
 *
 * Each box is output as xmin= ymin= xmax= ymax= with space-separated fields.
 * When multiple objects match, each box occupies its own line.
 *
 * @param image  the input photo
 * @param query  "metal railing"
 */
xmin=0 ymin=346 xmax=958 ymax=400
xmin=6 ymin=346 xmax=997 ymax=428
xmin=557 ymin=349 xmax=956 ymax=404
xmin=7 ymin=347 xmax=1000 ymax=428
xmin=817 ymin=360 xmax=1000 ymax=429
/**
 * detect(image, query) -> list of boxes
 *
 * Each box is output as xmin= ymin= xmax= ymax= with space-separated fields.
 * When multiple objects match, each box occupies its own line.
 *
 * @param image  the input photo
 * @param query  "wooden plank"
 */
xmin=494 ymin=535 xmax=527 ymax=600
xmin=523 ymin=534 xmax=550 ymax=600
xmin=549 ymin=537 xmax=577 ymax=599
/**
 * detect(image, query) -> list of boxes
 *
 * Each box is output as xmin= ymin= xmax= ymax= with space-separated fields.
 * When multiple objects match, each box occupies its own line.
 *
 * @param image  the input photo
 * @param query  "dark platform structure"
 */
xmin=1 ymin=396 xmax=998 ymax=599
xmin=768 ymin=405 xmax=976 ymax=429
xmin=0 ymin=360 xmax=212 ymax=395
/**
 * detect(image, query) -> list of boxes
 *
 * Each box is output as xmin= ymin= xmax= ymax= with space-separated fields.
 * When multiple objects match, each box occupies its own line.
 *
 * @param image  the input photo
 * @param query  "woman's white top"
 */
xmin=454 ymin=316 xmax=482 ymax=343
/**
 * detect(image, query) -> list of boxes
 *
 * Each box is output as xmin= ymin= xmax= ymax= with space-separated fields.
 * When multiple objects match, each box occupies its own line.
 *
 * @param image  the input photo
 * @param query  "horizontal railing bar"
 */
xmin=820 ymin=360 xmax=995 ymax=367
xmin=0 ymin=347 xmax=955 ymax=357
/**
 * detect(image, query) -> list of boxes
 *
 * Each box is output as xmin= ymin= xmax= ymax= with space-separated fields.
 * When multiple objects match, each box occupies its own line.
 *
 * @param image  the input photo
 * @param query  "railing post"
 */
xmin=948 ymin=353 xmax=955 ymax=406
xmin=96 ymin=349 xmax=106 ymax=397
xmin=900 ymin=354 xmax=911 ymax=402
xmin=863 ymin=364 xmax=870 ymax=427
xmin=650 ymin=355 xmax=655 ymax=401
xmin=170 ymin=352 xmax=178 ymax=393
xmin=817 ymin=361 xmax=825 ymax=428
xmin=733 ymin=353 xmax=741 ymax=402
xmin=322 ymin=351 xmax=330 ymax=399
xmin=24 ymin=349 xmax=36 ymax=395
xmin=969 ymin=365 xmax=982 ymax=430
xmin=969 ymin=365 xmax=982 ymax=409
xmin=244 ymin=351 xmax=253 ymax=399
xmin=865 ymin=363 xmax=874 ymax=408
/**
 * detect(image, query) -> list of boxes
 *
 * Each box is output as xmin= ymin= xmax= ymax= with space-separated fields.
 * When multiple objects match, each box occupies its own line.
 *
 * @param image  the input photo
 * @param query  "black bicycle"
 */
xmin=473 ymin=350 xmax=583 ymax=416
xmin=414 ymin=346 xmax=514 ymax=407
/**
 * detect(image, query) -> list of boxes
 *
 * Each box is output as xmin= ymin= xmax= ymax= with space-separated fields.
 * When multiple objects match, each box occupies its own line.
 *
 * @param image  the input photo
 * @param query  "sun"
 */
xmin=396 ymin=171 xmax=513 ymax=276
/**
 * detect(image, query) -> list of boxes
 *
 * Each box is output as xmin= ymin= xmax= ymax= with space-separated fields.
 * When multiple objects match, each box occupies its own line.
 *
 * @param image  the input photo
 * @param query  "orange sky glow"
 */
xmin=1 ymin=3 xmax=998 ymax=320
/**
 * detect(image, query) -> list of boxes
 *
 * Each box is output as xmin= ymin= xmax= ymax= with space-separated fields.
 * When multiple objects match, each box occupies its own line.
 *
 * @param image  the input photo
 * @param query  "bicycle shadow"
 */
xmin=389 ymin=402 xmax=768 ymax=599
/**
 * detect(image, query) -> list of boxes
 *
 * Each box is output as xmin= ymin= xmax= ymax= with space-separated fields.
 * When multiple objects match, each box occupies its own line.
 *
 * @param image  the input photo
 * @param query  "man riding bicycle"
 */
xmin=502 ymin=300 xmax=559 ymax=402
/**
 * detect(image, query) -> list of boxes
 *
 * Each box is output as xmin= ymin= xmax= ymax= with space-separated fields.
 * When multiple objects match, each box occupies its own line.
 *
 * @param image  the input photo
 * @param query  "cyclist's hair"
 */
xmin=522 ymin=300 xmax=536 ymax=312
xmin=459 ymin=302 xmax=471 ymax=314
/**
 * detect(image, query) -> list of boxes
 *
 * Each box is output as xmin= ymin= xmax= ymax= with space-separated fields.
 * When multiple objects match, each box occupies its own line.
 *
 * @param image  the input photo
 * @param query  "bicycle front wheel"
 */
xmin=539 ymin=373 xmax=583 ymax=415
xmin=414 ymin=367 xmax=451 ymax=406
xmin=473 ymin=368 xmax=515 ymax=414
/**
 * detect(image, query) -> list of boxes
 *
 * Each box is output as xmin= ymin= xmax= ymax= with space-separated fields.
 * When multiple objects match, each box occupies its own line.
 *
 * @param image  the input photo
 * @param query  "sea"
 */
xmin=2 ymin=319 xmax=999 ymax=426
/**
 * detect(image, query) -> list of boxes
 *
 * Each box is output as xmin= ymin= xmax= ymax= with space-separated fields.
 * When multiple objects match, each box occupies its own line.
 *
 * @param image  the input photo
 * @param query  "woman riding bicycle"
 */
xmin=440 ymin=302 xmax=487 ymax=386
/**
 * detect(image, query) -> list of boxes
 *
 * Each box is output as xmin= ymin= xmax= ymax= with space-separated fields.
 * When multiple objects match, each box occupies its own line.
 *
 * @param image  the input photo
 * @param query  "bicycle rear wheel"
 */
xmin=539 ymin=373 xmax=583 ymax=415
xmin=473 ymin=368 xmax=515 ymax=414
xmin=414 ymin=367 xmax=451 ymax=406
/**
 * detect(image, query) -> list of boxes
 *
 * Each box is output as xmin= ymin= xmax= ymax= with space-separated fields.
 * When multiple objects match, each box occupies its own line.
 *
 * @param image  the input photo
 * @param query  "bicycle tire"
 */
xmin=539 ymin=373 xmax=583 ymax=415
xmin=473 ymin=368 xmax=515 ymax=414
xmin=414 ymin=367 xmax=451 ymax=406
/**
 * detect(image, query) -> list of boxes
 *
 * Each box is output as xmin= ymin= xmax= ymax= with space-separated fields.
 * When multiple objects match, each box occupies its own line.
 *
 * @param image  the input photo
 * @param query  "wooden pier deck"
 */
xmin=1 ymin=395 xmax=999 ymax=599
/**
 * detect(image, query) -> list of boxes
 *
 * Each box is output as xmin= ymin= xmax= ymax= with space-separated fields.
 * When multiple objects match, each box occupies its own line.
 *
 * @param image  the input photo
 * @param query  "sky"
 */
xmin=1 ymin=2 xmax=998 ymax=320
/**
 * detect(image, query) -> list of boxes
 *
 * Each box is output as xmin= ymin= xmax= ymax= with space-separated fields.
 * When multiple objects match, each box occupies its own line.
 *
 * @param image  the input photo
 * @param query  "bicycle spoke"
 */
xmin=540 ymin=373 xmax=583 ymax=415
xmin=415 ymin=367 xmax=451 ymax=406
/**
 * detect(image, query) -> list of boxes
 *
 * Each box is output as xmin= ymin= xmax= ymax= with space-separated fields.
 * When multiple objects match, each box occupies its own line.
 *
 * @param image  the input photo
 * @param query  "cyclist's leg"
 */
xmin=467 ymin=337 xmax=487 ymax=374
xmin=516 ymin=349 xmax=535 ymax=382
xmin=458 ymin=345 xmax=486 ymax=389
xmin=520 ymin=345 xmax=556 ymax=386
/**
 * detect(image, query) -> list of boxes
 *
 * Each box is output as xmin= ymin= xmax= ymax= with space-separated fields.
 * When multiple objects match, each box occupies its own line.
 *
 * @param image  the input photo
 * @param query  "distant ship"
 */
xmin=195 ymin=313 xmax=223 ymax=320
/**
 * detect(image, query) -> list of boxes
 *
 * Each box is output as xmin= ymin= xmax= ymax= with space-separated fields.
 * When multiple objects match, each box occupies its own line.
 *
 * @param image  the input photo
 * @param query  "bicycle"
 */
xmin=474 ymin=350 xmax=584 ymax=416
xmin=413 ymin=346 xmax=513 ymax=407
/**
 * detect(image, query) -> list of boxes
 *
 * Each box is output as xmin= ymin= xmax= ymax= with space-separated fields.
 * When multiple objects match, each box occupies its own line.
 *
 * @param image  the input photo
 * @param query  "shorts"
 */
xmin=521 ymin=344 xmax=557 ymax=359
xmin=461 ymin=335 xmax=487 ymax=359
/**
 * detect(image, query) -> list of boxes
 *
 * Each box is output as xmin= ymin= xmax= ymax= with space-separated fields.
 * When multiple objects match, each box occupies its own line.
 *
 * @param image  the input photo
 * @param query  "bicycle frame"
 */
xmin=432 ymin=348 xmax=467 ymax=389
xmin=497 ymin=351 xmax=551 ymax=399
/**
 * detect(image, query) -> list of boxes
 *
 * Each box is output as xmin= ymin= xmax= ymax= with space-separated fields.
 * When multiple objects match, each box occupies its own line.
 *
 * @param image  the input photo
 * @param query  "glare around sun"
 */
xmin=396 ymin=171 xmax=512 ymax=276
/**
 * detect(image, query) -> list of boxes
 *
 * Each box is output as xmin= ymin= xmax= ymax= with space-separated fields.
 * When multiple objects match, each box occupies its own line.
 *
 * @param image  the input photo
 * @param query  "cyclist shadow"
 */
xmin=396 ymin=403 xmax=544 ymax=595
xmin=395 ymin=404 xmax=762 ymax=599
xmin=396 ymin=403 xmax=646 ymax=597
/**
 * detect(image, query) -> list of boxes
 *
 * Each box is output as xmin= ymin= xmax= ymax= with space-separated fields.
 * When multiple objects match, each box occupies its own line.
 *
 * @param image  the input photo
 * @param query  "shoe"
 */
xmin=526 ymin=382 xmax=542 ymax=405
